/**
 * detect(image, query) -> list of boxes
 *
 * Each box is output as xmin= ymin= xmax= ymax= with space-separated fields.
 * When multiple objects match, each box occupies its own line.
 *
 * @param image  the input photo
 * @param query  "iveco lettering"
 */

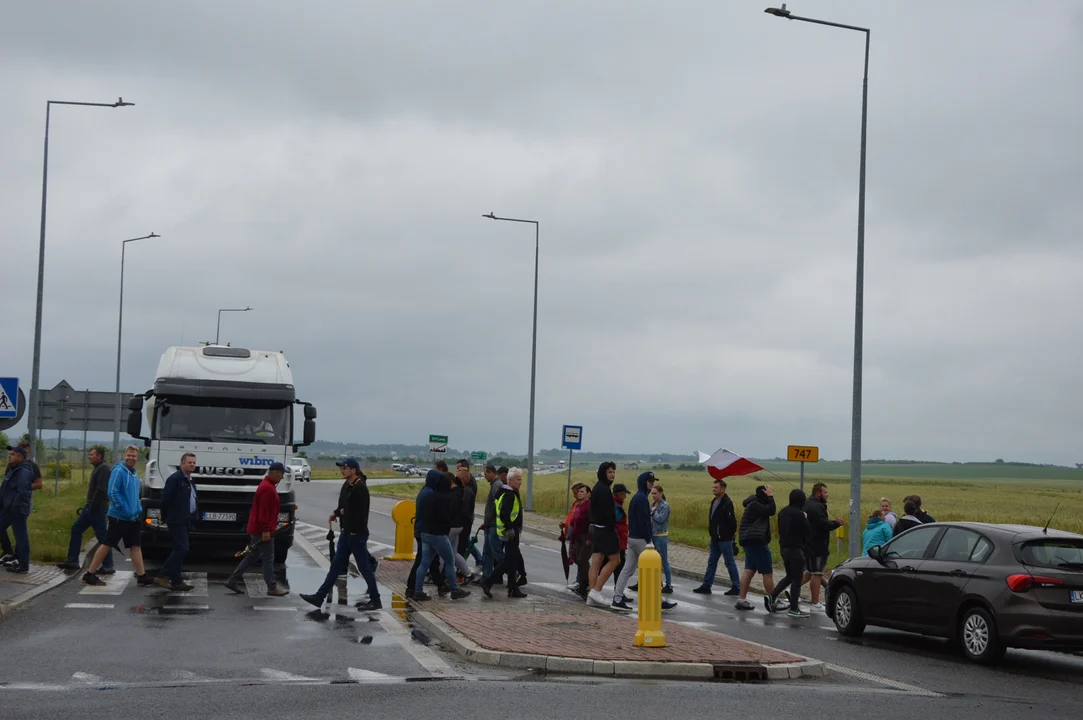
xmin=126 ymin=345 xmax=318 ymax=562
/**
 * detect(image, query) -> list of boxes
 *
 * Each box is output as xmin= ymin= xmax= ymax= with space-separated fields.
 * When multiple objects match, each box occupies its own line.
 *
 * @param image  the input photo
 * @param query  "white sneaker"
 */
xmin=586 ymin=589 xmax=606 ymax=607
xmin=810 ymin=602 xmax=825 ymax=612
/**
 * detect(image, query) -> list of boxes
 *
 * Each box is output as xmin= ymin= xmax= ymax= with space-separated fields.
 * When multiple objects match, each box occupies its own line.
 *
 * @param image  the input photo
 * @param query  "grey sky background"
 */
xmin=2 ymin=1 xmax=1081 ymax=463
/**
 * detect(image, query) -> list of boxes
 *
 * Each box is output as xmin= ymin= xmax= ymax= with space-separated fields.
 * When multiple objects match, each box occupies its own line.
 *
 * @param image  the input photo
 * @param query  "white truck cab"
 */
xmin=126 ymin=345 xmax=317 ymax=562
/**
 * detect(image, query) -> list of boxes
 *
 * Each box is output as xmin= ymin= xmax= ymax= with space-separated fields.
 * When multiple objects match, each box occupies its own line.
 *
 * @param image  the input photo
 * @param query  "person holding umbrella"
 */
xmin=225 ymin=462 xmax=289 ymax=596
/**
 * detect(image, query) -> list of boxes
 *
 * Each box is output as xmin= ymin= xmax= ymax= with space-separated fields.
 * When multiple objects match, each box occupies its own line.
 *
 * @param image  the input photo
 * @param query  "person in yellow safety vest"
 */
xmin=482 ymin=468 xmax=526 ymax=599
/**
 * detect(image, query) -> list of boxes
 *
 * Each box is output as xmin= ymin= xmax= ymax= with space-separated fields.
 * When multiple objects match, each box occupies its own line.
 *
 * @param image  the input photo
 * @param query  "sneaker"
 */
xmin=355 ymin=598 xmax=382 ymax=611
xmin=450 ymin=589 xmax=471 ymax=600
xmin=266 ymin=587 xmax=289 ymax=597
xmin=628 ymin=583 xmax=639 ymax=592
xmin=661 ymin=585 xmax=674 ymax=594
xmin=5 ymin=565 xmax=28 ymax=574
xmin=300 ymin=593 xmax=325 ymax=608
xmin=612 ymin=598 xmax=633 ymax=611
xmin=566 ymin=581 xmax=580 ymax=591
xmin=788 ymin=608 xmax=811 ymax=618
xmin=810 ymin=602 xmax=825 ymax=612
xmin=224 ymin=579 xmax=245 ymax=594
xmin=692 ymin=585 xmax=711 ymax=595
xmin=411 ymin=592 xmax=431 ymax=602
xmin=723 ymin=587 xmax=741 ymax=596
xmin=764 ymin=596 xmax=777 ymax=613
xmin=154 ymin=577 xmax=173 ymax=590
xmin=661 ymin=600 xmax=678 ymax=612
xmin=586 ymin=589 xmax=607 ymax=607
xmin=480 ymin=581 xmax=493 ymax=599
xmin=508 ymin=587 xmax=527 ymax=599
xmin=735 ymin=599 xmax=754 ymax=611
xmin=56 ymin=561 xmax=81 ymax=572
xmin=99 ymin=567 xmax=116 ymax=576
xmin=437 ymin=585 xmax=450 ymax=597
xmin=136 ymin=574 xmax=155 ymax=587
xmin=81 ymin=572 xmax=105 ymax=586
xmin=0 ymin=554 xmax=14 ymax=564
xmin=170 ymin=582 xmax=195 ymax=592
xmin=620 ymin=595 xmax=633 ymax=605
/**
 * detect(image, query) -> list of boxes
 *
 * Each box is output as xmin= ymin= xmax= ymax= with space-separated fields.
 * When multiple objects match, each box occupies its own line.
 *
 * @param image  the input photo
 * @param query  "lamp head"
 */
xmin=113 ymin=97 xmax=135 ymax=107
xmin=764 ymin=4 xmax=791 ymax=17
xmin=483 ymin=212 xmax=496 ymax=219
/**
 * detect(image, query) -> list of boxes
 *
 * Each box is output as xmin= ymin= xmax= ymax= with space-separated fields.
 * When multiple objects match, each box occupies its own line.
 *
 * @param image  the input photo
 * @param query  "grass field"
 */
xmin=370 ymin=468 xmax=1083 ymax=570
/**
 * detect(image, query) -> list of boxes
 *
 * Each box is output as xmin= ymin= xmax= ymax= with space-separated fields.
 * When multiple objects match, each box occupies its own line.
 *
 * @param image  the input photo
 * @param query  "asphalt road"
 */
xmin=0 ymin=477 xmax=1078 ymax=719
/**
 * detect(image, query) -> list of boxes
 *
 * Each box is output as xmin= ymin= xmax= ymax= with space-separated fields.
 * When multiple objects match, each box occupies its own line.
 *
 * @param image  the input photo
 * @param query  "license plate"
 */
xmin=1071 ymin=591 xmax=1083 ymax=604
xmin=202 ymin=512 xmax=237 ymax=522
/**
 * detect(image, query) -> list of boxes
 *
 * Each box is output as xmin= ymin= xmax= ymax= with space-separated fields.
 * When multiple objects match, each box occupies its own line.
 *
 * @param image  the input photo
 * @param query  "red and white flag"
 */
xmin=695 ymin=448 xmax=764 ymax=481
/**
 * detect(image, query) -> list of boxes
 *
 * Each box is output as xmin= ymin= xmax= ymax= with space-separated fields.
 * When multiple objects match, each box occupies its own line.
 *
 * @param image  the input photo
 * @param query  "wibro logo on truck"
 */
xmin=239 ymin=455 xmax=276 ymax=466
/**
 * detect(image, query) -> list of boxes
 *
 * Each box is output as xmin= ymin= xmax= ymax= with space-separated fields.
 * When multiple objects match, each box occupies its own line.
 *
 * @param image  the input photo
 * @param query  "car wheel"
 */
xmin=832 ymin=585 xmax=865 ymax=637
xmin=959 ymin=606 xmax=1005 ymax=665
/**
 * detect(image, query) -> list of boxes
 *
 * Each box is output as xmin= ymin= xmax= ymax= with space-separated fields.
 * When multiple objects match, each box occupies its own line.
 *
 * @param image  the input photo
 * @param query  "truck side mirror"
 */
xmin=128 ymin=396 xmax=144 ymax=412
xmin=126 ymin=408 xmax=145 ymax=441
xmin=303 ymin=419 xmax=316 ymax=446
xmin=303 ymin=404 xmax=317 ymax=420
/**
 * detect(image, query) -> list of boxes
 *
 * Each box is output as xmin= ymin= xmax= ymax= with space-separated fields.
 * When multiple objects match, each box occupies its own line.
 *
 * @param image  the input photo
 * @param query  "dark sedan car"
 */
xmin=826 ymin=522 xmax=1083 ymax=664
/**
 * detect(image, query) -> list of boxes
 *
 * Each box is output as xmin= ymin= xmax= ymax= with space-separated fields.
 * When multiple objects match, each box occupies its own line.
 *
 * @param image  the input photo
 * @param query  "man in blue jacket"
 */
xmin=156 ymin=452 xmax=199 ymax=592
xmin=614 ymin=472 xmax=667 ymax=611
xmin=83 ymin=446 xmax=154 ymax=587
xmin=0 ymin=445 xmax=36 ymax=573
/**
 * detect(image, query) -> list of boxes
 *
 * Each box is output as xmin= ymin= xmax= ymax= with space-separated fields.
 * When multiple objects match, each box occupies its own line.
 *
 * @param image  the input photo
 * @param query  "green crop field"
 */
xmin=371 ymin=467 xmax=1083 ymax=570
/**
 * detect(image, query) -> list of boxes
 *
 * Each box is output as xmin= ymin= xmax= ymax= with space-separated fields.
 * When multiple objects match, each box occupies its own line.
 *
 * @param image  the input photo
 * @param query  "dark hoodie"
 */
xmin=626 ymin=472 xmax=653 ymax=542
xmin=738 ymin=486 xmax=777 ymax=547
xmin=804 ymin=493 xmax=841 ymax=556
xmin=588 ymin=463 xmax=616 ymax=529
xmin=777 ymin=488 xmax=812 ymax=553
xmin=416 ymin=469 xmax=452 ymax=536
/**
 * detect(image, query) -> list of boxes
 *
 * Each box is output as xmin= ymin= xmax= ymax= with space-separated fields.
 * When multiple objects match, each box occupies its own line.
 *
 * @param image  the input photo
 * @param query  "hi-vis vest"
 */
xmin=495 ymin=490 xmax=521 ymax=538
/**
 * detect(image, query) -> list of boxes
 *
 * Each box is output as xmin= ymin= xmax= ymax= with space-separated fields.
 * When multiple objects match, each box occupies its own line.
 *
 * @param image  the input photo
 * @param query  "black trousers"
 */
xmin=491 ymin=536 xmax=525 ymax=589
xmin=770 ymin=549 xmax=806 ymax=610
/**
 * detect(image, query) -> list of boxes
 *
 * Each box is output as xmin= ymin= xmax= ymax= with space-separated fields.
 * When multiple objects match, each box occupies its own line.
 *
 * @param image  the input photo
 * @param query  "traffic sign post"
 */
xmin=470 ymin=451 xmax=487 ymax=465
xmin=787 ymin=445 xmax=820 ymax=492
xmin=561 ymin=425 xmax=583 ymax=515
xmin=428 ymin=435 xmax=448 ymax=453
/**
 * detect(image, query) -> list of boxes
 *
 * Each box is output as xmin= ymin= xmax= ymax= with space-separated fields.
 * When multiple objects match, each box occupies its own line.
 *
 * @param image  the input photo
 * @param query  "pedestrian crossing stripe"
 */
xmin=78 ymin=571 xmax=135 ymax=595
xmin=65 ymin=603 xmax=115 ymax=609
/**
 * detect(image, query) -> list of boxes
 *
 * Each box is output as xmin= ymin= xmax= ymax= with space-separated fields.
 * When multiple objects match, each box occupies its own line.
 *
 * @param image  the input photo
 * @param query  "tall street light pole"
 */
xmin=113 ymin=233 xmax=161 ymax=460
xmin=216 ymin=307 xmax=253 ymax=345
xmin=483 ymin=212 xmax=539 ymax=512
xmin=765 ymin=4 xmax=870 ymax=558
xmin=29 ymin=97 xmax=134 ymax=451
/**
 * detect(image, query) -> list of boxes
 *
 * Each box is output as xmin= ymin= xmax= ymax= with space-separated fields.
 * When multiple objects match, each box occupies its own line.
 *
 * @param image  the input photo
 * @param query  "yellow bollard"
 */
xmin=386 ymin=500 xmax=417 ymax=560
xmin=634 ymin=547 xmax=667 ymax=647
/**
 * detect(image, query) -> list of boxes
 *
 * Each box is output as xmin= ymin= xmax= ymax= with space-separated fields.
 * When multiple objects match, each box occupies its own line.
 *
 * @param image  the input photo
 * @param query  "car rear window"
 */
xmin=1019 ymin=539 xmax=1083 ymax=569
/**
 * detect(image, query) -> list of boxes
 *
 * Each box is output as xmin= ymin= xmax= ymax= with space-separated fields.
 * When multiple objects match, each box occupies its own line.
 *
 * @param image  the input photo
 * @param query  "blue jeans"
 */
xmin=66 ymin=507 xmax=113 ymax=570
xmin=482 ymin=525 xmax=504 ymax=580
xmin=703 ymin=539 xmax=740 ymax=588
xmin=0 ymin=508 xmax=30 ymax=568
xmin=415 ymin=533 xmax=459 ymax=593
xmin=317 ymin=533 xmax=380 ymax=601
xmin=654 ymin=535 xmax=672 ymax=586
xmin=157 ymin=524 xmax=189 ymax=585
xmin=460 ymin=521 xmax=483 ymax=564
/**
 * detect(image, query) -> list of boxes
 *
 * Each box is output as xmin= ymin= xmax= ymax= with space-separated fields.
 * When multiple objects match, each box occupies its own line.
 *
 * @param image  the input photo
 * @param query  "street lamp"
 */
xmin=216 ymin=307 xmax=253 ymax=345
xmin=765 ymin=3 xmax=870 ymax=558
xmin=482 ymin=212 xmax=540 ymax=512
xmin=28 ymin=97 xmax=135 ymax=451
xmin=113 ymin=233 xmax=161 ymax=460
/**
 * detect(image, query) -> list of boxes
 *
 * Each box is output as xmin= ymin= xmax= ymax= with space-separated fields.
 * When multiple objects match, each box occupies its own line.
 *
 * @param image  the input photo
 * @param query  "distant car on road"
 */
xmin=827 ymin=522 xmax=1083 ymax=664
xmin=288 ymin=457 xmax=311 ymax=482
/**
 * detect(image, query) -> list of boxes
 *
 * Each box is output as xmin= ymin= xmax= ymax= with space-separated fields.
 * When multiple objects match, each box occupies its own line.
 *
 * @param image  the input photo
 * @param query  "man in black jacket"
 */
xmin=803 ymin=482 xmax=844 ymax=610
xmin=585 ymin=462 xmax=621 ymax=607
xmin=156 ymin=453 xmax=198 ymax=592
xmin=735 ymin=484 xmax=776 ymax=611
xmin=693 ymin=478 xmax=741 ymax=596
xmin=57 ymin=446 xmax=114 ymax=573
xmin=301 ymin=458 xmax=383 ymax=610
xmin=410 ymin=468 xmax=469 ymax=601
xmin=767 ymin=488 xmax=812 ymax=617
xmin=480 ymin=464 xmax=506 ymax=585
xmin=482 ymin=469 xmax=527 ymax=599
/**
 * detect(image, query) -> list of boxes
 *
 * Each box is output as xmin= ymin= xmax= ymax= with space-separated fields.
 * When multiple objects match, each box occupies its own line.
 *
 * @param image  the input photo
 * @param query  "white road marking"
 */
xmin=376 ymin=610 xmax=459 ymax=678
xmin=294 ymin=532 xmax=331 ymax=569
xmin=160 ymin=605 xmax=211 ymax=611
xmin=243 ymin=576 xmax=269 ymax=597
xmin=253 ymin=606 xmax=298 ymax=611
xmin=77 ymin=571 xmax=134 ymax=595
xmin=825 ymin=664 xmax=943 ymax=697
xmin=71 ymin=672 xmax=105 ymax=684
xmin=260 ymin=668 xmax=320 ymax=682
xmin=347 ymin=667 xmax=396 ymax=681
xmin=65 ymin=603 xmax=115 ymax=609
xmin=166 ymin=572 xmax=209 ymax=597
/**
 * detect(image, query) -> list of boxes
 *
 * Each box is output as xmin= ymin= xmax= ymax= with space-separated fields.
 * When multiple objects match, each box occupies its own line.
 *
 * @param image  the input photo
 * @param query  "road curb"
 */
xmin=0 ymin=538 xmax=103 ymax=620
xmin=411 ymin=610 xmax=827 ymax=682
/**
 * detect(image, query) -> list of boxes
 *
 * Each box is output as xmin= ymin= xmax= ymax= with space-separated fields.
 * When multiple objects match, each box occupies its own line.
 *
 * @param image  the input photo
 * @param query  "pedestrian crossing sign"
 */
xmin=0 ymin=377 xmax=17 ymax=419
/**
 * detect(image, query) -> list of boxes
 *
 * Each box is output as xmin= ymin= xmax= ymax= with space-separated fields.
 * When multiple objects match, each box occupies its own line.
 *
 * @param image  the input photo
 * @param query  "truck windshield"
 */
xmin=155 ymin=401 xmax=291 ymax=444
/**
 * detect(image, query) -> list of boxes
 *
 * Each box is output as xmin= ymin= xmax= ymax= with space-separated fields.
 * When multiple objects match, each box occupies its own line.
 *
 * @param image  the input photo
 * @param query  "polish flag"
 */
xmin=696 ymin=448 xmax=764 ymax=481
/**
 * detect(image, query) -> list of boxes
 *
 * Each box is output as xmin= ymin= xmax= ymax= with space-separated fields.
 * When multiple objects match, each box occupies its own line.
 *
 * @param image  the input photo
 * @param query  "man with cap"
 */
xmin=225 ymin=462 xmax=289 ymax=596
xmin=301 ymin=458 xmax=383 ymax=611
xmin=0 ymin=444 xmax=36 ymax=573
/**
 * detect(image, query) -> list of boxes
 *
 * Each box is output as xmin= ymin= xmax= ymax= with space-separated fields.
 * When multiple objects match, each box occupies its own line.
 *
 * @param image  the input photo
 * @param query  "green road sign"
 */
xmin=470 ymin=451 xmax=487 ymax=462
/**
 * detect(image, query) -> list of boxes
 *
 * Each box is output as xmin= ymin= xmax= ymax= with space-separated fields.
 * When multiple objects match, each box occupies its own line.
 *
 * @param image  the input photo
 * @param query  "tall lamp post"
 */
xmin=29 ymin=97 xmax=134 ymax=451
xmin=482 ymin=212 xmax=539 ymax=512
xmin=765 ymin=3 xmax=870 ymax=558
xmin=216 ymin=307 xmax=253 ymax=345
xmin=113 ymin=233 xmax=161 ymax=460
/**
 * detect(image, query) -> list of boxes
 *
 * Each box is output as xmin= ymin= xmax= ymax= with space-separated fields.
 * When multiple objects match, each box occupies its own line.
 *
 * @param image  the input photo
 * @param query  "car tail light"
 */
xmin=1006 ymin=574 xmax=1065 ymax=592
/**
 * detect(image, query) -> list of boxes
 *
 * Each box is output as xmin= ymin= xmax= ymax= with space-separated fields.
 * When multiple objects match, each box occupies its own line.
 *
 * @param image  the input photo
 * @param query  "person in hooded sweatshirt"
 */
xmin=585 ymin=462 xmax=621 ymax=608
xmin=612 ymin=472 xmax=655 ymax=610
xmin=735 ymin=484 xmax=777 ymax=611
xmin=766 ymin=488 xmax=812 ymax=617
xmin=892 ymin=500 xmax=923 ymax=537
xmin=862 ymin=509 xmax=894 ymax=554
xmin=411 ymin=468 xmax=470 ymax=601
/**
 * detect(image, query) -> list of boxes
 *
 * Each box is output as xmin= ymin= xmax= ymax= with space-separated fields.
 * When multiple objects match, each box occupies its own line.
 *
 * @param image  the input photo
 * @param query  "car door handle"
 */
xmin=901 ymin=565 xmax=916 ymax=572
xmin=949 ymin=569 xmax=968 ymax=578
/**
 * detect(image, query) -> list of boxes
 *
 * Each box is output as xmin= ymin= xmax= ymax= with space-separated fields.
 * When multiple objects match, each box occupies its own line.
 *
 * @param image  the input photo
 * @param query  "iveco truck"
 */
xmin=126 ymin=345 xmax=317 ymax=562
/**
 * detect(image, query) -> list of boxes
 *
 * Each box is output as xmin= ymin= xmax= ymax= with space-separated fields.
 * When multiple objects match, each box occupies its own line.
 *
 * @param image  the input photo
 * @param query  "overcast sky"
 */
xmin=2 ymin=1 xmax=1081 ymax=464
